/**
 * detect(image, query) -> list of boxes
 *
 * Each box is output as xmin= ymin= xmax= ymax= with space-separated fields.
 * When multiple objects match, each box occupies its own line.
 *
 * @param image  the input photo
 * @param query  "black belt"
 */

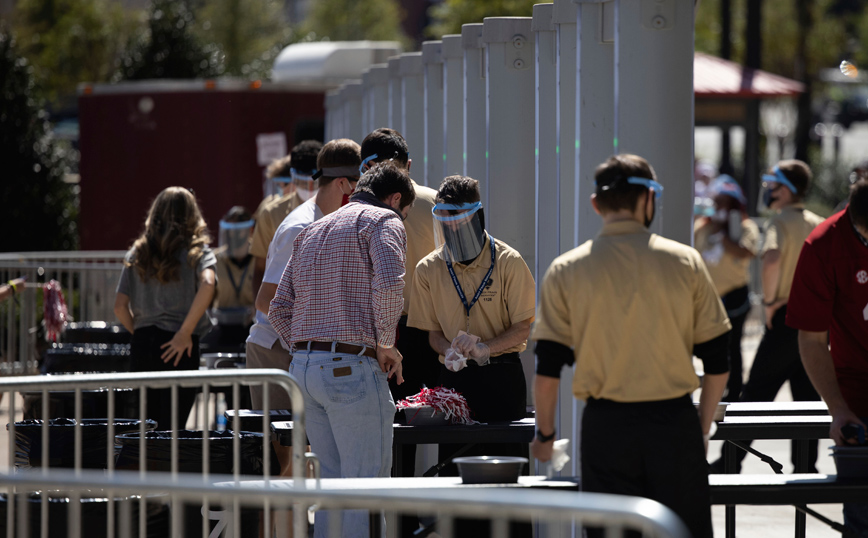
xmin=294 ymin=341 xmax=377 ymax=359
xmin=478 ymin=351 xmax=521 ymax=366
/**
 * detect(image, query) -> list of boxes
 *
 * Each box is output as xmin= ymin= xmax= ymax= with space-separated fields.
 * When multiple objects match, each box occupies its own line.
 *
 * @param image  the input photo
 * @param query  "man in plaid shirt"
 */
xmin=268 ymin=162 xmax=415 ymax=538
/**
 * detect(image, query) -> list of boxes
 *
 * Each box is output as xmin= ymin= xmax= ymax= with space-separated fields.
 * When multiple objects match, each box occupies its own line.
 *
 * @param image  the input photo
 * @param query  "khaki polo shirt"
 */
xmin=408 ymin=234 xmax=536 ymax=360
xmin=214 ymin=247 xmax=255 ymax=309
xmin=694 ymin=217 xmax=760 ymax=297
xmin=403 ymin=181 xmax=437 ymax=315
xmin=760 ymin=205 xmax=825 ymax=303
xmin=250 ymin=192 xmax=302 ymax=258
xmin=532 ymin=220 xmax=731 ymax=403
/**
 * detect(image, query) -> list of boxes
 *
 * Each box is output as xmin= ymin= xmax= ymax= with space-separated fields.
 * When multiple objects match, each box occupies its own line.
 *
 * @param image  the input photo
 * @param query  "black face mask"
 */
xmin=644 ymin=191 xmax=656 ymax=228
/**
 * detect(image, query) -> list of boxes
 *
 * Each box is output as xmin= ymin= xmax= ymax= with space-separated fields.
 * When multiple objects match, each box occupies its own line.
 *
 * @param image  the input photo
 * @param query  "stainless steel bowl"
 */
xmin=453 ymin=456 xmax=528 ymax=484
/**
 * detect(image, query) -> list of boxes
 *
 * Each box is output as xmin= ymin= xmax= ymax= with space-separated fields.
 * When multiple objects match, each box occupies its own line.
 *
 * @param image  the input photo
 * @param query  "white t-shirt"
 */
xmin=247 ymin=199 xmax=324 ymax=349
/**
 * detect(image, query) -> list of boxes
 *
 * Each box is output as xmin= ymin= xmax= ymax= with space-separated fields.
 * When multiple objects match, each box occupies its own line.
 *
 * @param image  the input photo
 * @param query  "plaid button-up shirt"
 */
xmin=268 ymin=201 xmax=406 ymax=350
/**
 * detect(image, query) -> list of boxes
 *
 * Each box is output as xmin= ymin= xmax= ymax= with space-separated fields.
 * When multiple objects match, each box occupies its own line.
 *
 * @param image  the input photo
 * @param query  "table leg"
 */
xmin=724 ymin=441 xmax=737 ymax=538
xmin=795 ymin=506 xmax=806 ymax=538
xmin=794 ymin=440 xmax=808 ymax=538
xmin=392 ymin=442 xmax=402 ymax=477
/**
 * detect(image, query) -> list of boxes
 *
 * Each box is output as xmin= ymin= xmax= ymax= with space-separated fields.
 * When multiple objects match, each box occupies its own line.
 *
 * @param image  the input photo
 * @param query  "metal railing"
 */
xmin=0 ymin=251 xmax=126 ymax=368
xmin=0 ymin=370 xmax=314 ymax=538
xmin=0 ymin=468 xmax=692 ymax=538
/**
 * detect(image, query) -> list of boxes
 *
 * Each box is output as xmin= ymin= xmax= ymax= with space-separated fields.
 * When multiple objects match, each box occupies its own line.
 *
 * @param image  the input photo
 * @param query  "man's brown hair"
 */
xmin=361 ymin=128 xmax=410 ymax=169
xmin=316 ymin=138 xmax=361 ymax=186
xmin=593 ymin=154 xmax=658 ymax=213
xmin=435 ymin=175 xmax=481 ymax=205
xmin=775 ymin=159 xmax=812 ymax=201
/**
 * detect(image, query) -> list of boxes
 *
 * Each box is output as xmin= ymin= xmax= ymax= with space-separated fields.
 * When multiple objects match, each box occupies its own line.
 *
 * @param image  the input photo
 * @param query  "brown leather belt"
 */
xmin=294 ymin=341 xmax=377 ymax=359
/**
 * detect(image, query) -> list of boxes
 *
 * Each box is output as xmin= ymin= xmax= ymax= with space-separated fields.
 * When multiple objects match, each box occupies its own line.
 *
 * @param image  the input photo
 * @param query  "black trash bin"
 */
xmin=62 ymin=321 xmax=131 ymax=345
xmin=22 ymin=386 xmax=138 ymax=421
xmin=10 ymin=418 xmax=156 ymax=470
xmin=0 ymin=491 xmax=168 ymax=538
xmin=41 ymin=343 xmax=131 ymax=374
xmin=115 ymin=430 xmax=274 ymax=537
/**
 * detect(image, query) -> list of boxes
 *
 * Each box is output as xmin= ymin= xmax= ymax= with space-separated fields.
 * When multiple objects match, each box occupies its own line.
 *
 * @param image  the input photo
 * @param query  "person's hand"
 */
xmin=831 ymin=408 xmax=867 ymax=446
xmin=531 ymin=436 xmax=554 ymax=462
xmin=377 ymin=345 xmax=404 ymax=384
xmin=444 ymin=348 xmax=468 ymax=372
xmin=764 ymin=299 xmax=786 ymax=330
xmin=466 ymin=342 xmax=491 ymax=366
xmin=9 ymin=277 xmax=25 ymax=291
xmin=160 ymin=330 xmax=193 ymax=366
xmin=451 ymin=331 xmax=490 ymax=366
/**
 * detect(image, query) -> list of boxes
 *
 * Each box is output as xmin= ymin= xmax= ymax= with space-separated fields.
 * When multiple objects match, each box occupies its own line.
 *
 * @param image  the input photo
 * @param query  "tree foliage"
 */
xmin=116 ymin=0 xmax=223 ymax=80
xmin=426 ymin=0 xmax=535 ymax=38
xmin=0 ymin=27 xmax=78 ymax=252
xmin=11 ymin=0 xmax=137 ymax=106
xmin=194 ymin=0 xmax=315 ymax=79
xmin=304 ymin=0 xmax=409 ymax=46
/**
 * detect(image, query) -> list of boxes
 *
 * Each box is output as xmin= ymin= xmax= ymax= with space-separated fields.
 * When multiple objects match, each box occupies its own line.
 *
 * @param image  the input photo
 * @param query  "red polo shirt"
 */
xmin=787 ymin=208 xmax=868 ymax=416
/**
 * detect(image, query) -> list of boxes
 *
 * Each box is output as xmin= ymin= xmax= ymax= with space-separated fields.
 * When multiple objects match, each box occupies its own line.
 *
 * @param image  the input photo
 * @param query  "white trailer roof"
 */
xmin=271 ymin=41 xmax=402 ymax=89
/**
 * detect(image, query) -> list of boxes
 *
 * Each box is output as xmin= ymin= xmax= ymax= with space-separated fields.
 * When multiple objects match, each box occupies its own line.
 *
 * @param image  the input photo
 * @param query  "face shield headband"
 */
xmin=432 ymin=202 xmax=487 ymax=263
xmin=595 ymin=176 xmax=664 ymax=230
xmin=760 ymin=166 xmax=798 ymax=210
xmin=291 ymin=168 xmax=317 ymax=201
xmin=358 ymin=150 xmax=411 ymax=174
xmin=709 ymin=175 xmax=747 ymax=206
xmin=219 ymin=219 xmax=254 ymax=258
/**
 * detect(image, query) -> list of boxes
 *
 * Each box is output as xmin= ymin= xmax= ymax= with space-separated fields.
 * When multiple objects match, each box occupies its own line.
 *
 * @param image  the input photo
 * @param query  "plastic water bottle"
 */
xmin=216 ymin=393 xmax=227 ymax=432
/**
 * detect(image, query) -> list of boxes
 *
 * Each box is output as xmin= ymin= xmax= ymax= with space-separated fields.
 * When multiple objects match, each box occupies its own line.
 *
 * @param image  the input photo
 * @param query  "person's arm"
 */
xmin=369 ymin=218 xmax=407 ymax=380
xmin=0 ymin=277 xmax=25 ymax=302
xmin=693 ymin=331 xmax=730 ymax=453
xmin=721 ymin=234 xmax=754 ymax=259
xmin=451 ymin=318 xmax=533 ymax=361
xmin=252 ymin=257 xmax=266 ymax=300
xmin=761 ymin=249 xmax=785 ymax=328
xmin=800 ymin=330 xmax=865 ymax=445
xmin=160 ymin=267 xmax=216 ymax=366
xmin=113 ymin=292 xmax=135 ymax=334
xmin=530 ymin=374 xmax=561 ymax=462
xmin=428 ymin=330 xmax=452 ymax=358
xmin=255 ymin=282 xmax=278 ymax=315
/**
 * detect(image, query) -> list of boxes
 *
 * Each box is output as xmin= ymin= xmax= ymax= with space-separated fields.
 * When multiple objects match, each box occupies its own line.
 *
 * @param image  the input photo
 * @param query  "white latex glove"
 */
xmin=451 ymin=331 xmax=491 ymax=366
xmin=444 ymin=348 xmax=468 ymax=372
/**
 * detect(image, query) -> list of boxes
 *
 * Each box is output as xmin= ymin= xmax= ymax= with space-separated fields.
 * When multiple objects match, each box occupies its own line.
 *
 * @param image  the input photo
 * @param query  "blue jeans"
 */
xmin=289 ymin=349 xmax=395 ymax=538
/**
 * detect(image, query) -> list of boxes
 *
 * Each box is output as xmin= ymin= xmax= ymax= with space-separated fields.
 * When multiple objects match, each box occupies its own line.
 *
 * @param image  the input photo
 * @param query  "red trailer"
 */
xmin=77 ymin=80 xmax=325 ymax=250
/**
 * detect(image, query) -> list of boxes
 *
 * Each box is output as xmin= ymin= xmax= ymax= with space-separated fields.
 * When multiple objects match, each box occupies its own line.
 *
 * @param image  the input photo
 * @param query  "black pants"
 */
xmin=720 ymin=286 xmax=749 ymax=402
xmin=390 ymin=318 xmax=442 ymax=403
xmin=130 ymin=326 xmax=200 ymax=432
xmin=733 ymin=304 xmax=820 ymax=470
xmin=437 ymin=358 xmax=527 ymax=476
xmin=582 ymin=395 xmax=713 ymax=538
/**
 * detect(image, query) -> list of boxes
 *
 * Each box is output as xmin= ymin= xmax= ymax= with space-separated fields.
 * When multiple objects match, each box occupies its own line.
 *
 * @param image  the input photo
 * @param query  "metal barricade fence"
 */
xmin=0 ymin=468 xmax=692 ymax=538
xmin=0 ymin=251 xmax=126 ymax=370
xmin=0 ymin=370 xmax=315 ymax=538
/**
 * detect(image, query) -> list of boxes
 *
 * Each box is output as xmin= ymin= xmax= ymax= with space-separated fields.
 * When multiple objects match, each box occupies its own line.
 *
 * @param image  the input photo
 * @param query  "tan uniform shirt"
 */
xmin=760 ymin=204 xmax=825 ymax=303
xmin=694 ymin=217 xmax=760 ymax=297
xmin=250 ymin=192 xmax=302 ymax=259
xmin=532 ymin=220 xmax=731 ymax=403
xmin=408 ymin=235 xmax=536 ymax=361
xmin=214 ymin=247 xmax=255 ymax=309
xmin=403 ymin=180 xmax=437 ymax=315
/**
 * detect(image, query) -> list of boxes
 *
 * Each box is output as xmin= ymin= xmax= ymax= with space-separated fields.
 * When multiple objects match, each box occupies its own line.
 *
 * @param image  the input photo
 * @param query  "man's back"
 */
xmin=535 ymin=220 xmax=728 ymax=402
xmin=402 ymin=181 xmax=437 ymax=313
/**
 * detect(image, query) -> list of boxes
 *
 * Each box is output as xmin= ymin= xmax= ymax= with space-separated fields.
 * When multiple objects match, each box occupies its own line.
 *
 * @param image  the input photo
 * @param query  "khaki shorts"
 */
xmin=245 ymin=340 xmax=292 ymax=410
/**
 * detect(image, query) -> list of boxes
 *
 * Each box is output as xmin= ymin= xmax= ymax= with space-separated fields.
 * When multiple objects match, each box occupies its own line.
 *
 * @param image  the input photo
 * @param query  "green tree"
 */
xmin=0 ymin=27 xmax=78 ymax=252
xmin=194 ymin=0 xmax=314 ymax=79
xmin=117 ymin=0 xmax=223 ymax=80
xmin=11 ymin=0 xmax=138 ymax=106
xmin=426 ymin=0 xmax=535 ymax=38
xmin=304 ymin=0 xmax=409 ymax=46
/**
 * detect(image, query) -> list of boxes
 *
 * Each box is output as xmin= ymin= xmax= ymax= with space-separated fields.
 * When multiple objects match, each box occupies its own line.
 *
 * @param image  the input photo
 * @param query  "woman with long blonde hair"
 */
xmin=114 ymin=187 xmax=217 ymax=431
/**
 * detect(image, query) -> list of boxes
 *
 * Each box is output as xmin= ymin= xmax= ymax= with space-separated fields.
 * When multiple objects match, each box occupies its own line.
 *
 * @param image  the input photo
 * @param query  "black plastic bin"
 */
xmin=10 ymin=418 xmax=156 ymax=470
xmin=41 ymin=343 xmax=131 ymax=374
xmin=22 ymin=386 xmax=138 ymax=421
xmin=0 ymin=491 xmax=168 ymax=538
xmin=115 ymin=430 xmax=275 ymax=537
xmin=62 ymin=321 xmax=131 ymax=345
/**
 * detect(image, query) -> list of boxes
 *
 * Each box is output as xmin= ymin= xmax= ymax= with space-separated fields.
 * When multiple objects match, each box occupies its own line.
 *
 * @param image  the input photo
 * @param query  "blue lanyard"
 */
xmin=445 ymin=235 xmax=496 ymax=315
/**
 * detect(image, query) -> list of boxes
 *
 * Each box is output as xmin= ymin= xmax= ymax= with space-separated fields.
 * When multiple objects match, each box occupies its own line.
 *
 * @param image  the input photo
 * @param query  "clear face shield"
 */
xmin=219 ymin=219 xmax=254 ymax=259
xmin=432 ymin=202 xmax=487 ymax=264
xmin=291 ymin=168 xmax=317 ymax=202
xmin=759 ymin=166 xmax=798 ymax=212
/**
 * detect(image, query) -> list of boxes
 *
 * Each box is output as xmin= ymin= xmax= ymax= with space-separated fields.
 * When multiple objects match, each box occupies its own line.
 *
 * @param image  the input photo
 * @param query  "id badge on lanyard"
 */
xmin=445 ymin=235 xmax=496 ymax=332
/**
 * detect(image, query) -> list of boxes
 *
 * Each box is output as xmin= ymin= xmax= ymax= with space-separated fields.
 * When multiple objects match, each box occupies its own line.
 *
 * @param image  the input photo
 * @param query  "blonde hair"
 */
xmin=127 ymin=187 xmax=211 ymax=284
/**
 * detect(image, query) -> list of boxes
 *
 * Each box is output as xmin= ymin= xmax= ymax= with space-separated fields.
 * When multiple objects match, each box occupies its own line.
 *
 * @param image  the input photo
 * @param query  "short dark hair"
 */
xmin=222 ymin=205 xmax=252 ymax=222
xmin=361 ymin=128 xmax=410 ymax=169
xmin=775 ymin=159 xmax=812 ymax=200
xmin=290 ymin=140 xmax=323 ymax=174
xmin=594 ymin=154 xmax=657 ymax=213
xmin=436 ymin=175 xmax=481 ymax=204
xmin=355 ymin=162 xmax=415 ymax=209
xmin=316 ymin=139 xmax=361 ymax=186
xmin=850 ymin=177 xmax=868 ymax=229
xmin=265 ymin=155 xmax=292 ymax=180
